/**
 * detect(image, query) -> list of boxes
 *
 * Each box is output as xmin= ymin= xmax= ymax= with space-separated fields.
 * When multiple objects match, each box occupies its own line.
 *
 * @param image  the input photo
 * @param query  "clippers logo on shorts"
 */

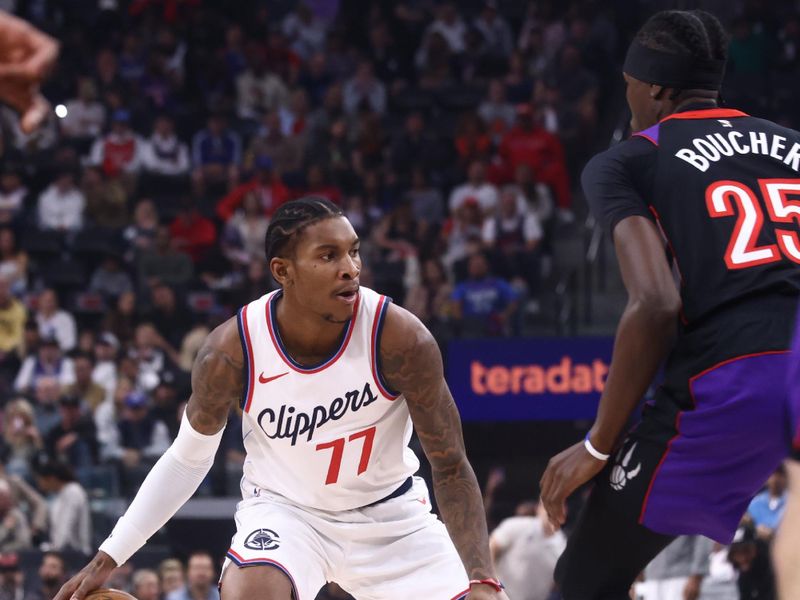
xmin=256 ymin=382 xmax=379 ymax=446
xmin=244 ymin=528 xmax=281 ymax=551
xmin=610 ymin=442 xmax=642 ymax=491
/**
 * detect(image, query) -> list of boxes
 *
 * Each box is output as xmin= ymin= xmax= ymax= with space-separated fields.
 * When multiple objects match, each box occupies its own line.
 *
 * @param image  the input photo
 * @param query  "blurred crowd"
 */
xmin=0 ymin=0 xmax=795 ymax=598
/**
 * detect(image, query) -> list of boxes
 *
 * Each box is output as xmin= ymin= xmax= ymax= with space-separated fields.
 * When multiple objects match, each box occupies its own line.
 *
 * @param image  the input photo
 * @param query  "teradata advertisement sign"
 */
xmin=447 ymin=337 xmax=613 ymax=421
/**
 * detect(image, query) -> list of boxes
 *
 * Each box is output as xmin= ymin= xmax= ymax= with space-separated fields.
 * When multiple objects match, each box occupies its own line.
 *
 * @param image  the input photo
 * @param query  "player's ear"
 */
xmin=270 ymin=257 xmax=292 ymax=287
xmin=649 ymin=84 xmax=666 ymax=99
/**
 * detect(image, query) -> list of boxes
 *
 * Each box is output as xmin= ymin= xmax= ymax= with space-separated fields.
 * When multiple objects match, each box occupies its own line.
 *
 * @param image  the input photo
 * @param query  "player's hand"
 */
xmin=465 ymin=585 xmax=510 ymax=600
xmin=540 ymin=439 xmax=607 ymax=529
xmin=0 ymin=11 xmax=58 ymax=133
xmin=53 ymin=551 xmax=116 ymax=600
xmin=683 ymin=574 xmax=702 ymax=600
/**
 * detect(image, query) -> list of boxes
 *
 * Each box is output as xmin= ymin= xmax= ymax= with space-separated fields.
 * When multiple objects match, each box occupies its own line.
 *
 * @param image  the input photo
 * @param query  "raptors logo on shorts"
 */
xmin=244 ymin=528 xmax=281 ymax=551
xmin=610 ymin=442 xmax=642 ymax=491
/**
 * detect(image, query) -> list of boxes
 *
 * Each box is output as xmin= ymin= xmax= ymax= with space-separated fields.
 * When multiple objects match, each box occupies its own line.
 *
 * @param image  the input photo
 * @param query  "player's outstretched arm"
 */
xmin=540 ymin=215 xmax=680 ymax=526
xmin=0 ymin=11 xmax=59 ymax=132
xmin=774 ymin=460 xmax=800 ymax=599
xmin=54 ymin=318 xmax=243 ymax=600
xmin=380 ymin=304 xmax=508 ymax=600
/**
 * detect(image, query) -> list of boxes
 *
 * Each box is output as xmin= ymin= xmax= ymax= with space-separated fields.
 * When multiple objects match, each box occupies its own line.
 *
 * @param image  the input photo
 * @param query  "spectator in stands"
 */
xmin=146 ymin=283 xmax=192 ymax=350
xmin=405 ymin=258 xmax=453 ymax=337
xmin=0 ymin=551 xmax=26 ymax=600
xmin=89 ymin=252 xmax=134 ymax=300
xmin=244 ymin=112 xmax=305 ymax=176
xmin=449 ymin=160 xmax=498 ymax=215
xmin=37 ymin=169 xmax=85 ymax=233
xmin=30 ymin=377 xmax=63 ymax=437
xmin=95 ymin=376 xmax=131 ymax=463
xmin=89 ymin=109 xmax=145 ymax=181
xmin=64 ymin=351 xmax=105 ymax=413
xmin=129 ymin=323 xmax=179 ymax=392
xmin=474 ymin=0 xmax=514 ymax=59
xmin=159 ymin=558 xmax=185 ymax=597
xmin=34 ymin=459 xmax=91 ymax=555
xmin=3 ymin=399 xmax=43 ymax=479
xmin=279 ymin=89 xmax=310 ymax=140
xmin=391 ymin=112 xmax=448 ymax=185
xmin=0 ymin=168 xmax=27 ymax=226
xmin=102 ymin=290 xmax=139 ymax=349
xmin=0 ymin=276 xmax=25 ymax=389
xmin=282 ymin=3 xmax=327 ymax=60
xmin=191 ymin=112 xmax=241 ymax=193
xmin=0 ymin=480 xmax=31 ymax=552
xmin=124 ymin=199 xmax=160 ymax=262
xmin=343 ymin=61 xmax=387 ymax=115
xmin=165 ymin=551 xmax=219 ymax=600
xmin=117 ymin=391 xmax=171 ymax=470
xmin=216 ymin=156 xmax=289 ymax=222
xmin=0 ymin=231 xmax=25 ymax=299
xmin=728 ymin=522 xmax=775 ymax=600
xmin=138 ymin=226 xmax=194 ymax=289
xmin=133 ymin=568 xmax=161 ymax=600
xmin=235 ymin=51 xmax=289 ymax=122
xmin=141 ymin=114 xmax=191 ymax=179
xmin=405 ymin=166 xmax=445 ymax=227
xmin=302 ymin=164 xmax=342 ymax=204
xmin=499 ymin=104 xmax=571 ymax=216
xmin=747 ymin=464 xmax=788 ymax=540
xmin=44 ymin=394 xmax=97 ymax=471
xmin=28 ymin=551 xmax=66 ymax=600
xmin=168 ymin=199 xmax=217 ymax=264
xmin=451 ymin=251 xmax=519 ymax=337
xmin=483 ymin=185 xmax=543 ymax=294
xmin=14 ymin=338 xmax=75 ymax=396
xmin=479 ymin=79 xmax=515 ymax=142
xmin=636 ymin=536 xmax=713 ymax=600
xmin=306 ymin=83 xmax=345 ymax=150
xmin=81 ymin=166 xmax=128 ymax=229
xmin=92 ymin=332 xmax=119 ymax=401
xmin=35 ymin=289 xmax=77 ymax=352
xmin=422 ymin=2 xmax=466 ymax=54
xmin=221 ymin=190 xmax=270 ymax=267
xmin=60 ymin=77 xmax=106 ymax=143
xmin=454 ymin=113 xmax=492 ymax=168
xmin=490 ymin=500 xmax=566 ymax=600
xmin=442 ymin=201 xmax=485 ymax=270
xmin=372 ymin=200 xmax=420 ymax=303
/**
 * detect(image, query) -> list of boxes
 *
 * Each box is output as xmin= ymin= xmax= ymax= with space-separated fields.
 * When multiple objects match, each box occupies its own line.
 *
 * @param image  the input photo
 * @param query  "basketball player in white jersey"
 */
xmin=55 ymin=197 xmax=509 ymax=600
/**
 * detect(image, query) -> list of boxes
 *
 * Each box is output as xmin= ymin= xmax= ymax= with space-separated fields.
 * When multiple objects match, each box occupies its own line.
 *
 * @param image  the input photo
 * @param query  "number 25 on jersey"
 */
xmin=706 ymin=179 xmax=800 ymax=269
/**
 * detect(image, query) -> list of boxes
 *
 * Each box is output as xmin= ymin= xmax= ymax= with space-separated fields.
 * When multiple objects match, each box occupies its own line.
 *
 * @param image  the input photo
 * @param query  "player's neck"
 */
xmin=274 ymin=293 xmax=349 ymax=361
xmin=667 ymin=96 xmax=718 ymax=117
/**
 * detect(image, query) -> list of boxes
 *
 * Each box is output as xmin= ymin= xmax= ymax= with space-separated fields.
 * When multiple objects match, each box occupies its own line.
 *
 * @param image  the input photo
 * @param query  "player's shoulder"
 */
xmin=198 ymin=315 xmax=243 ymax=366
xmin=381 ymin=301 xmax=438 ymax=360
xmin=582 ymin=135 xmax=656 ymax=187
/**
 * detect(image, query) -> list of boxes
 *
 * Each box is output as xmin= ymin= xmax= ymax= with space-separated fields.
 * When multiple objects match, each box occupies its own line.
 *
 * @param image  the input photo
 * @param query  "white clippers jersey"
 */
xmin=235 ymin=287 xmax=420 ymax=511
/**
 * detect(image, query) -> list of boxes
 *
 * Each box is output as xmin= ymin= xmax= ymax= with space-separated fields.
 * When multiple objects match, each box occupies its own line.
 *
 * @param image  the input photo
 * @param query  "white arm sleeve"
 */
xmin=98 ymin=413 xmax=224 ymax=565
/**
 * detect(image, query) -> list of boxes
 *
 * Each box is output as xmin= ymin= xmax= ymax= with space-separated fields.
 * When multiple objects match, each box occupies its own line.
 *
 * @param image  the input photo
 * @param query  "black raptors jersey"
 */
xmin=584 ymin=104 xmax=800 ymax=331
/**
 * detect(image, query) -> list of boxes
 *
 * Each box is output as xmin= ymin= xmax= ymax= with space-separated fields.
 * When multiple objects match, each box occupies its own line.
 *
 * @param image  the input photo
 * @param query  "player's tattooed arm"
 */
xmin=185 ymin=316 xmax=244 ymax=434
xmin=381 ymin=303 xmax=497 ymax=582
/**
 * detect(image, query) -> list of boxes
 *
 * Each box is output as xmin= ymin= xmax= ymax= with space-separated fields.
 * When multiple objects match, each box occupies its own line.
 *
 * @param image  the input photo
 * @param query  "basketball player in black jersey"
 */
xmin=540 ymin=10 xmax=800 ymax=599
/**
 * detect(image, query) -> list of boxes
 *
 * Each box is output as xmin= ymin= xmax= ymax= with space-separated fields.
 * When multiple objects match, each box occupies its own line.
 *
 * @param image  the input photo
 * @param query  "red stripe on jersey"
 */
xmin=661 ymin=108 xmax=748 ymax=122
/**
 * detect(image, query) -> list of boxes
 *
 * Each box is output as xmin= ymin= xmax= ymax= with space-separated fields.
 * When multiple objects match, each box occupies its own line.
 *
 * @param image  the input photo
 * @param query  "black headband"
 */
xmin=623 ymin=40 xmax=726 ymax=90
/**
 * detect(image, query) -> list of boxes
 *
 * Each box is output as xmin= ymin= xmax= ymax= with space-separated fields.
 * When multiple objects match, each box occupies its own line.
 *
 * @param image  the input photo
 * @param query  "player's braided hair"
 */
xmin=636 ymin=10 xmax=729 ymax=63
xmin=265 ymin=196 xmax=343 ymax=261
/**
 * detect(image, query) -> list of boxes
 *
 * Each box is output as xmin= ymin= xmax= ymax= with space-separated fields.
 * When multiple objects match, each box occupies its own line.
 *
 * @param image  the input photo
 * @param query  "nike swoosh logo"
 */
xmin=258 ymin=372 xmax=289 ymax=384
xmin=416 ymin=497 xmax=427 ymax=505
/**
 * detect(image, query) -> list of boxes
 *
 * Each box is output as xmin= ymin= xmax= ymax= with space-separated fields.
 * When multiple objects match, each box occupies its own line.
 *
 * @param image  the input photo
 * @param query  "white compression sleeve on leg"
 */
xmin=98 ymin=412 xmax=224 ymax=565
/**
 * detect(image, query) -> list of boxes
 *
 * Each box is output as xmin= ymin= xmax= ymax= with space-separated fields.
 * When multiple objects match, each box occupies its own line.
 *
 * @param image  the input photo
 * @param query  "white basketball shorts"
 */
xmin=221 ymin=476 xmax=470 ymax=600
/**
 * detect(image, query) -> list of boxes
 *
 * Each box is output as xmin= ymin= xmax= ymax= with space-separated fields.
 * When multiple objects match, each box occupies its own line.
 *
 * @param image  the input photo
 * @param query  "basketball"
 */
xmin=85 ymin=590 xmax=138 ymax=600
